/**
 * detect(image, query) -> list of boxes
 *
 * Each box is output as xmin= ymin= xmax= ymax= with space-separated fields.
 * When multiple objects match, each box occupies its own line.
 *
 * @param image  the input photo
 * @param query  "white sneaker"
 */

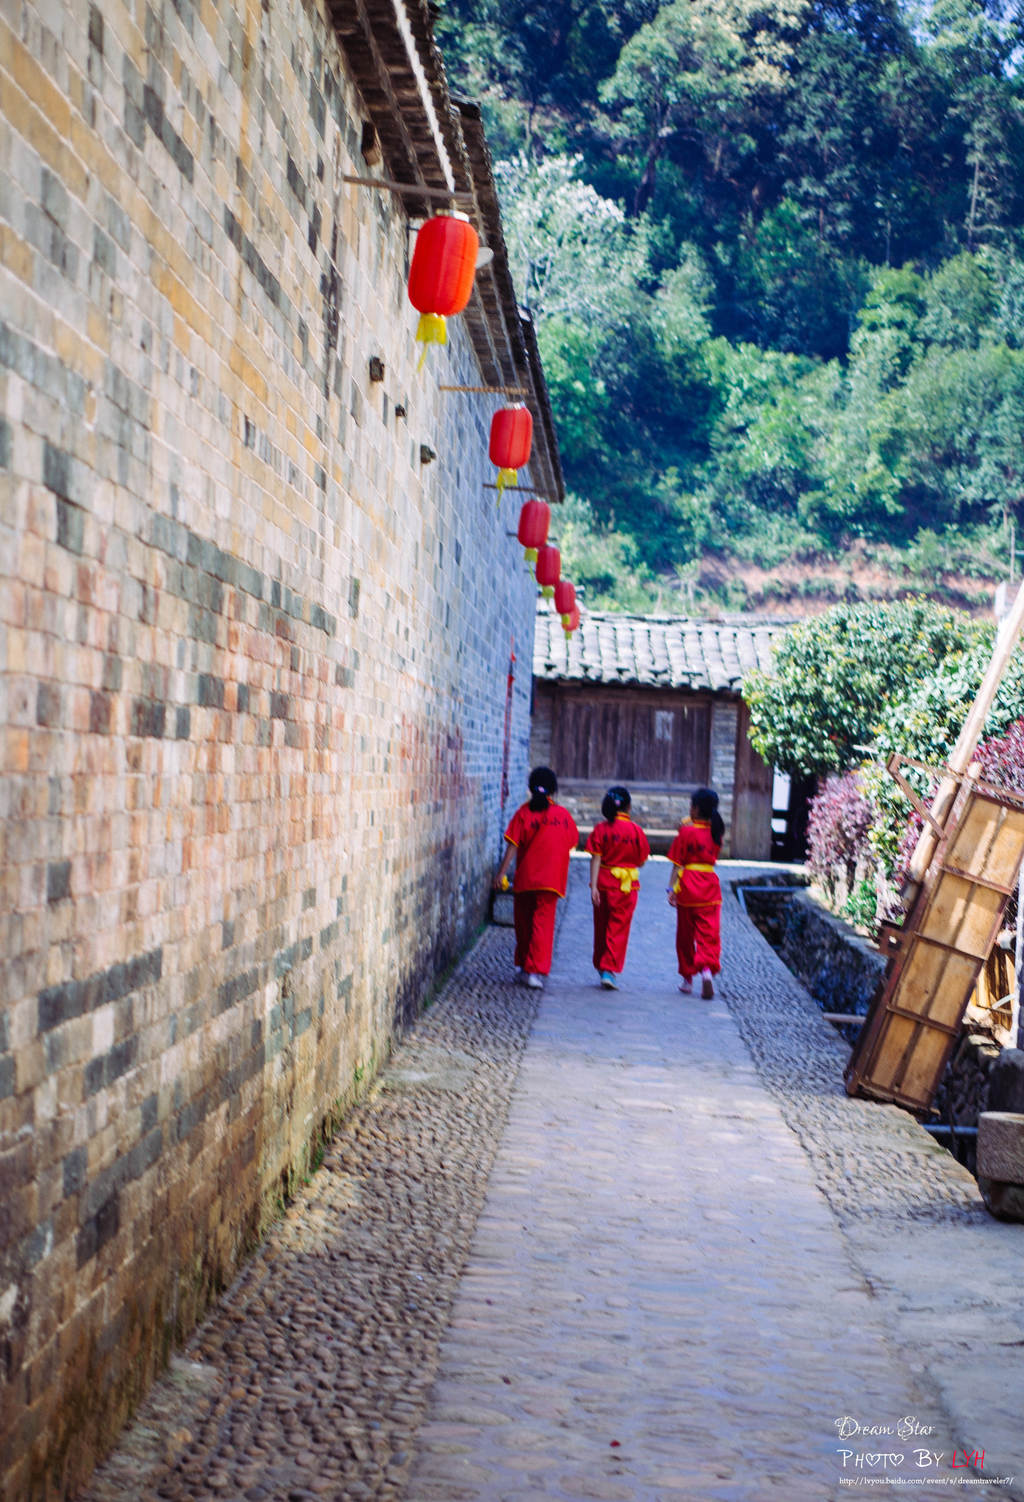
xmin=678 ymin=978 xmax=693 ymax=995
xmin=526 ymin=973 xmax=544 ymax=989
xmin=700 ymin=969 xmax=714 ymax=1000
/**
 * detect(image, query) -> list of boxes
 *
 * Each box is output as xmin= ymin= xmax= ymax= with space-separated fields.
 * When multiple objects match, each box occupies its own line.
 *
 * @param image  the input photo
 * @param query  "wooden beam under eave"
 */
xmin=358 ymin=0 xmax=462 ymax=197
xmin=403 ymin=0 xmax=474 ymax=183
xmin=329 ymin=0 xmax=445 ymax=218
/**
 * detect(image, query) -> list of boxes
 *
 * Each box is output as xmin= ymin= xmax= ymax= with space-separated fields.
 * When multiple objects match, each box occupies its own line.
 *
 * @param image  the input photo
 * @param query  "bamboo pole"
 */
xmin=903 ymin=576 xmax=1024 ymax=902
xmin=342 ymin=173 xmax=475 ymax=206
xmin=483 ymin=483 xmax=554 ymax=495
xmin=439 ymin=385 xmax=528 ymax=394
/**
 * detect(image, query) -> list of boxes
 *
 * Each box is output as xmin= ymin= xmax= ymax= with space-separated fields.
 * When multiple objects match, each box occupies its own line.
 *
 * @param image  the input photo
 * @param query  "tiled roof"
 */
xmin=533 ymin=606 xmax=793 ymax=693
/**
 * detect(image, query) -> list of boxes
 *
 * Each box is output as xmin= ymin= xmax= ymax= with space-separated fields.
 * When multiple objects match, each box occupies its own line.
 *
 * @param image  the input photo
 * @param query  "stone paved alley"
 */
xmin=82 ymin=859 xmax=1024 ymax=1502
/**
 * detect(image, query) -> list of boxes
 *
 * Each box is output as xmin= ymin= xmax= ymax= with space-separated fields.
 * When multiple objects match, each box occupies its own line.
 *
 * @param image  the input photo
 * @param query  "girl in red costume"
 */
xmin=667 ymin=787 xmax=725 ymax=999
xmin=585 ymin=786 xmax=650 ymax=990
xmin=494 ymin=767 xmax=579 ymax=989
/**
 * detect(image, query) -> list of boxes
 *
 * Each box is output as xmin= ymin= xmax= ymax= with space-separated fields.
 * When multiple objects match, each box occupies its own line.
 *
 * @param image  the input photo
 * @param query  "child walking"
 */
xmin=667 ymin=787 xmax=725 ymax=999
xmin=494 ymin=767 xmax=579 ymax=989
xmin=585 ymin=786 xmax=650 ymax=989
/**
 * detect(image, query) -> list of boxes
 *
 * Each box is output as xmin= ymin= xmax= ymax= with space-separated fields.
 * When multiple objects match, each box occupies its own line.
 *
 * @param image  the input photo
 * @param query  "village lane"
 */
xmin=80 ymin=857 xmax=1024 ymax=1502
xmin=406 ymin=858 xmax=1024 ymax=1502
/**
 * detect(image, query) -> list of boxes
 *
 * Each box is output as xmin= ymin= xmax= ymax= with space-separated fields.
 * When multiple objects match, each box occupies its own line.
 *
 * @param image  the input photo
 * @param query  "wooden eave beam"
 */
xmin=519 ymin=312 xmax=565 ymax=502
xmin=328 ymin=1 xmax=565 ymax=502
xmin=329 ymin=0 xmax=452 ymax=216
xmin=456 ymin=100 xmax=564 ymax=502
xmin=402 ymin=0 xmax=472 ymax=181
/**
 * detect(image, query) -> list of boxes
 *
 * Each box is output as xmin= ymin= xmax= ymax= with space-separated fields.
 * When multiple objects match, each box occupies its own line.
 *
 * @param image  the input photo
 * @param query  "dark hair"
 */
xmin=691 ymin=787 xmax=725 ymax=847
xmin=528 ymin=765 xmax=558 ymax=812
xmin=601 ymin=785 xmax=631 ymax=823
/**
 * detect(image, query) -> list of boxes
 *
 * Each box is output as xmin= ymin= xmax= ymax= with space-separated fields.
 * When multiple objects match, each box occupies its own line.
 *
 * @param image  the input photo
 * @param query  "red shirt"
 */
xmin=667 ymin=819 xmax=721 ymax=907
xmin=504 ymin=801 xmax=580 ymax=897
xmin=585 ymin=815 xmax=650 ymax=891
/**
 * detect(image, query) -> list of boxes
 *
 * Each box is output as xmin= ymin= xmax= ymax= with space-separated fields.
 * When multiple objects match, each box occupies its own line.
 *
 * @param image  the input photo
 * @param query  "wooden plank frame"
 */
xmin=845 ymin=765 xmax=1024 ymax=1112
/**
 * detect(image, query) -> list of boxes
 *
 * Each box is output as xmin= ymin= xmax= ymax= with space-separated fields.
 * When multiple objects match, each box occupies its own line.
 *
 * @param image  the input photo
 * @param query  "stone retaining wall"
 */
xmin=0 ymin=0 xmax=539 ymax=1494
xmin=773 ymin=890 xmax=886 ymax=1017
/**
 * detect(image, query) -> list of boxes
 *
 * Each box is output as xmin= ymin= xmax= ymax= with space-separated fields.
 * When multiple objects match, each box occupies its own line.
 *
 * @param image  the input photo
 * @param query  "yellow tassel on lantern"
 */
xmin=523 ymin=547 xmax=538 ymax=563
xmin=561 ymin=613 xmax=572 ymax=628
xmin=542 ymin=585 xmax=555 ymax=599
xmin=496 ymin=466 xmax=517 ymax=498
xmin=415 ymin=312 xmax=448 ymax=369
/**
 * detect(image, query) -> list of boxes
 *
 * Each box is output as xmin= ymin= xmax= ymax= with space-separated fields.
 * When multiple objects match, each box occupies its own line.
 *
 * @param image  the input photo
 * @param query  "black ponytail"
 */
xmin=692 ymin=787 xmax=725 ymax=847
xmin=601 ymin=785 xmax=631 ymax=823
xmin=528 ymin=765 xmax=558 ymax=812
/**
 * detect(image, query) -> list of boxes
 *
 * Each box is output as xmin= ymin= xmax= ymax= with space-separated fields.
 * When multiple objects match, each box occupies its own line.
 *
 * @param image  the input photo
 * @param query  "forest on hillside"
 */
xmin=437 ymin=0 xmax=1024 ymax=614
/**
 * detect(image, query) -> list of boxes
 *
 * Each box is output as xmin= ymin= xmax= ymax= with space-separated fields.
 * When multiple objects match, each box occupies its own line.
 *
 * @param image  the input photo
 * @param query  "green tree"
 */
xmin=436 ymin=0 xmax=652 ymax=155
xmin=556 ymin=494 xmax=658 ymax=609
xmin=924 ymin=0 xmax=1024 ymax=250
xmin=919 ymin=251 xmax=999 ymax=348
xmin=598 ymin=0 xmax=809 ymax=215
xmin=698 ymin=338 xmax=828 ymax=527
xmin=744 ymin=600 xmax=988 ymax=774
xmin=439 ymin=0 xmax=1024 ymax=606
xmin=896 ymin=340 xmax=1024 ymax=528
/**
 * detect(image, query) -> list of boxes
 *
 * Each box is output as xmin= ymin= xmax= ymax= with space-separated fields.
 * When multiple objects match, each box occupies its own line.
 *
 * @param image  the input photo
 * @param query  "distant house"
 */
xmin=531 ymin=608 xmax=794 ymax=858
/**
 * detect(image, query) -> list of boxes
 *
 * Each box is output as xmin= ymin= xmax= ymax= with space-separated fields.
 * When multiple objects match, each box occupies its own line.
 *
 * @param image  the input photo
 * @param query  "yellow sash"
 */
xmin=671 ymin=862 xmax=714 ymax=894
xmin=607 ymin=865 xmax=639 ymax=893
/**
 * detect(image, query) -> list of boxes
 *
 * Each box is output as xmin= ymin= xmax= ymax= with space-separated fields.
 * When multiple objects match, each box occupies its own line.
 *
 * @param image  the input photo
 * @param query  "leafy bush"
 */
xmin=806 ymin=771 xmax=874 ymax=907
xmin=842 ymin=878 xmax=882 ymax=931
xmin=744 ymin=599 xmax=987 ymax=775
xmin=865 ymin=642 xmax=1024 ymax=875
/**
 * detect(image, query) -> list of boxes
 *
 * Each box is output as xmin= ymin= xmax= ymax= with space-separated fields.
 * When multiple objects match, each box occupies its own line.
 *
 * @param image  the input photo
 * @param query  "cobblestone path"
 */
xmin=405 ymin=863 xmax=1022 ymax=1502
xmin=82 ymin=858 xmax=1024 ymax=1502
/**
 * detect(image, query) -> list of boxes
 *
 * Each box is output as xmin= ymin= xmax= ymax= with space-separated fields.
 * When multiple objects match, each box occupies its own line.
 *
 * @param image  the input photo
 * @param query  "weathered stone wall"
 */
xmin=0 ymin=0 xmax=538 ymax=1495
xmin=774 ymin=891 xmax=886 ymax=1017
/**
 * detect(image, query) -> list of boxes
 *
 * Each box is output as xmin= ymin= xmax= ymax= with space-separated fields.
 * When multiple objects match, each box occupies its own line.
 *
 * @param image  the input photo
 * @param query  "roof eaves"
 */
xmin=330 ymin=0 xmax=563 ymax=498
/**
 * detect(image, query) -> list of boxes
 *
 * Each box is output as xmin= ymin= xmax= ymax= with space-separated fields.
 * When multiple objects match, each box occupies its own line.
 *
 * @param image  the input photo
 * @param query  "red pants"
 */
xmin=592 ymin=886 xmax=639 ymax=973
xmin=513 ymin=890 xmax=559 ymax=974
xmin=675 ymin=903 xmax=721 ymax=978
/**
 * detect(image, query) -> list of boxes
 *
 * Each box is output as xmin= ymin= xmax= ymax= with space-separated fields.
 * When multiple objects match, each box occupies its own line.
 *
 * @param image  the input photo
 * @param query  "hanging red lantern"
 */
xmin=489 ymin=406 xmax=533 ymax=499
xmin=407 ymin=215 xmax=479 ymax=366
xmin=517 ymin=498 xmax=550 ymax=562
xmin=554 ymin=579 xmax=576 ymax=622
xmin=535 ymin=543 xmax=560 ymax=599
xmin=562 ymin=603 xmax=581 ymax=637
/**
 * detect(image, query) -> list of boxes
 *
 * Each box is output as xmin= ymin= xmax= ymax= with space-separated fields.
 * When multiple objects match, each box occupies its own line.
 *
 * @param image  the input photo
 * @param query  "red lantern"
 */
xmin=407 ymin=215 xmax=479 ymax=365
xmin=562 ymin=603 xmax=581 ymax=637
xmin=554 ymin=580 xmax=576 ymax=621
xmin=535 ymin=544 xmax=560 ymax=598
xmin=517 ymin=498 xmax=550 ymax=562
xmin=489 ymin=406 xmax=533 ymax=498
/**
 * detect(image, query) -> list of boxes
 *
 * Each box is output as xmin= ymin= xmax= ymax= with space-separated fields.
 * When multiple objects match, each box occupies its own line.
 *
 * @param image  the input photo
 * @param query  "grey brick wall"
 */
xmin=0 ymin=0 xmax=539 ymax=1493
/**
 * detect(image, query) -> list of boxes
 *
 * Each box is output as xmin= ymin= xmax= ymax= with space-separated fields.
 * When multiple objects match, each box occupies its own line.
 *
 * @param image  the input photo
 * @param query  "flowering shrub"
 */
xmin=775 ymin=601 xmax=1024 ymax=932
xmin=806 ymin=771 xmax=874 ymax=906
xmin=976 ymin=716 xmax=1024 ymax=791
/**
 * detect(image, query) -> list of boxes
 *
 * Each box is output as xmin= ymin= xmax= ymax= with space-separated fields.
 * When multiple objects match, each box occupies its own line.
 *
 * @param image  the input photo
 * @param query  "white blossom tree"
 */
xmin=494 ymin=152 xmax=652 ymax=330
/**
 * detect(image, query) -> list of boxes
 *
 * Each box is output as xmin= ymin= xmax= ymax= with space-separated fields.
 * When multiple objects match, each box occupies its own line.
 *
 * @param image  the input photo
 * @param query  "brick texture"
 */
xmin=0 ymin=0 xmax=540 ymax=1494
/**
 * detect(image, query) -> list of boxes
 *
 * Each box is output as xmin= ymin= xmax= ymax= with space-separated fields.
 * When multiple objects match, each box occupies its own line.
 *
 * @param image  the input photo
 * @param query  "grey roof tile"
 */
xmin=533 ymin=606 xmax=792 ymax=692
